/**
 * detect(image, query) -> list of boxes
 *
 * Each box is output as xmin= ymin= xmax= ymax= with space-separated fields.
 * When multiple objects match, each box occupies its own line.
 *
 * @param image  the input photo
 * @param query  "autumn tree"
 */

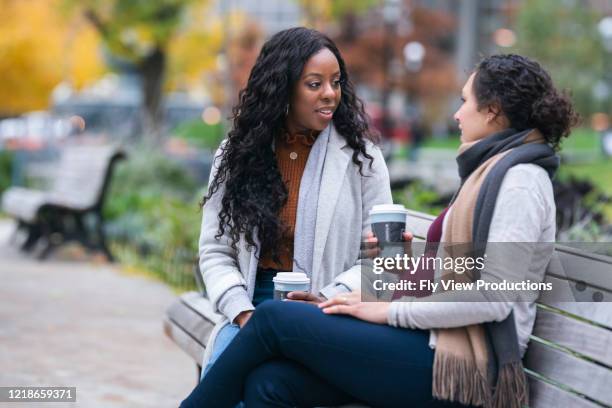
xmin=297 ymin=1 xmax=457 ymax=130
xmin=0 ymin=0 xmax=104 ymax=116
xmin=64 ymin=0 xmax=220 ymax=139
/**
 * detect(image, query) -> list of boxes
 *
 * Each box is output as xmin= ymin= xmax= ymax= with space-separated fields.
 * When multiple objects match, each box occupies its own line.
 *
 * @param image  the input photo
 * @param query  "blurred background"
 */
xmin=1 ymin=0 xmax=611 ymax=292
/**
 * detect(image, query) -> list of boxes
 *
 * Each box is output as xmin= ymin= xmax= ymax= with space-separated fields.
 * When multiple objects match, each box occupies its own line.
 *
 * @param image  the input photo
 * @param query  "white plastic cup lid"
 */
xmin=369 ymin=204 xmax=409 ymax=215
xmin=273 ymin=272 xmax=310 ymax=284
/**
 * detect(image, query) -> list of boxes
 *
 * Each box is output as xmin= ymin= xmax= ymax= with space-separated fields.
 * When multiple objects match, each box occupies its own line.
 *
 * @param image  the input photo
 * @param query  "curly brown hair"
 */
xmin=473 ymin=54 xmax=580 ymax=150
xmin=203 ymin=27 xmax=376 ymax=259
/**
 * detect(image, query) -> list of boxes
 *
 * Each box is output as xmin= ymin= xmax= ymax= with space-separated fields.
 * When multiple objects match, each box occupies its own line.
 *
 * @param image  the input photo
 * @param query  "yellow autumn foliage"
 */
xmin=166 ymin=3 xmax=223 ymax=91
xmin=0 ymin=0 xmax=105 ymax=115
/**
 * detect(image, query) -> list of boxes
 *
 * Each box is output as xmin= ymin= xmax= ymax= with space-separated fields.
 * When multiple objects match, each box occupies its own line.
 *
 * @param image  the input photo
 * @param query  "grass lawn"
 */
xmin=422 ymin=129 xmax=609 ymax=192
xmin=561 ymin=159 xmax=612 ymax=196
xmin=420 ymin=128 xmax=611 ymax=222
xmin=422 ymin=128 xmax=601 ymax=153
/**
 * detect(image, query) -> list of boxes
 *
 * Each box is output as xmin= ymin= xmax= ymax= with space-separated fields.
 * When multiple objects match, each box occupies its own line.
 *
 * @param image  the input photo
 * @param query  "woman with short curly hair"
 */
xmin=181 ymin=54 xmax=579 ymax=408
xmin=180 ymin=27 xmax=392 ymax=406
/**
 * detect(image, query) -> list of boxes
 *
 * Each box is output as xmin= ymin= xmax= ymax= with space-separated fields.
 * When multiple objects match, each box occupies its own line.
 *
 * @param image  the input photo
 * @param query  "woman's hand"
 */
xmin=234 ymin=310 xmax=253 ymax=328
xmin=287 ymin=291 xmax=325 ymax=304
xmin=318 ymin=291 xmax=390 ymax=324
xmin=362 ymin=231 xmax=414 ymax=259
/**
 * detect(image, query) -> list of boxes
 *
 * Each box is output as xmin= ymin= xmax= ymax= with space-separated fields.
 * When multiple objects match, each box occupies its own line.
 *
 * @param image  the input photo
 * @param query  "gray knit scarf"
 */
xmin=292 ymin=124 xmax=331 ymax=276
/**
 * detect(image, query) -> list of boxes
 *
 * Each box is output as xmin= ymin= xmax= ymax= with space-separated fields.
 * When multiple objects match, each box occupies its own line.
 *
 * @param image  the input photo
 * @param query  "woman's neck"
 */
xmin=284 ymin=120 xmax=321 ymax=138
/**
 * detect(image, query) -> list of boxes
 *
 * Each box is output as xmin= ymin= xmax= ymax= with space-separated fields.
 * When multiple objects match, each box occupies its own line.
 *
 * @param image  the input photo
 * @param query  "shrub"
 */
xmin=105 ymin=145 xmax=204 ymax=291
xmin=0 ymin=151 xmax=13 ymax=197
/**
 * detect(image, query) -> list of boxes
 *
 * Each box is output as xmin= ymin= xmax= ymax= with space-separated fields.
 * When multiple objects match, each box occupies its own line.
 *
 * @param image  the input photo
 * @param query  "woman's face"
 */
xmin=286 ymin=48 xmax=342 ymax=132
xmin=453 ymin=72 xmax=506 ymax=143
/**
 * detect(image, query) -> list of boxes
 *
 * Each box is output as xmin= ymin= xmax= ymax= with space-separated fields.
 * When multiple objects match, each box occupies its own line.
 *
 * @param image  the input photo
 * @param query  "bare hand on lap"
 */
xmin=319 ymin=291 xmax=390 ymax=324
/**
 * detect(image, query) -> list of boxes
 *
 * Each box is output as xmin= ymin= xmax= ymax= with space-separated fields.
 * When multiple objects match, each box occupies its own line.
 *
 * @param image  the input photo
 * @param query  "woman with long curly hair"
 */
xmin=180 ymin=54 xmax=579 ymax=408
xmin=180 ymin=27 xmax=392 ymax=405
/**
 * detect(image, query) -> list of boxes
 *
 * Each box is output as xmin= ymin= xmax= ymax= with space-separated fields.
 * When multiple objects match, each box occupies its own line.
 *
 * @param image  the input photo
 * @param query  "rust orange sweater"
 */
xmin=259 ymin=131 xmax=317 ymax=270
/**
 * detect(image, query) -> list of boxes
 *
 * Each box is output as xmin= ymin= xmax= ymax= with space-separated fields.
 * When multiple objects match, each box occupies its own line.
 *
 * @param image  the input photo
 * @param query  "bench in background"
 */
xmin=1 ymin=144 xmax=125 ymax=260
xmin=164 ymin=209 xmax=612 ymax=408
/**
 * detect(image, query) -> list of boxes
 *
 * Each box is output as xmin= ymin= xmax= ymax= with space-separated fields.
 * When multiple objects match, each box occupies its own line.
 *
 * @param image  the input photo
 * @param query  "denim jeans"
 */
xmin=201 ymin=323 xmax=240 ymax=380
xmin=181 ymin=300 xmax=474 ymax=408
xmin=201 ymin=268 xmax=276 ymax=378
xmin=196 ymin=268 xmax=276 ymax=407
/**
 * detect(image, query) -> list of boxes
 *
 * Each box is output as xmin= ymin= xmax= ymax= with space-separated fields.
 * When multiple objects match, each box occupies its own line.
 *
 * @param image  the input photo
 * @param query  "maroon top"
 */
xmin=392 ymin=206 xmax=449 ymax=299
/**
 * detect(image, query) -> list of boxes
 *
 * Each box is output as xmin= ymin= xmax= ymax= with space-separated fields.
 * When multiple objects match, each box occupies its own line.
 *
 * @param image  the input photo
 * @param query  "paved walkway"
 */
xmin=0 ymin=221 xmax=195 ymax=407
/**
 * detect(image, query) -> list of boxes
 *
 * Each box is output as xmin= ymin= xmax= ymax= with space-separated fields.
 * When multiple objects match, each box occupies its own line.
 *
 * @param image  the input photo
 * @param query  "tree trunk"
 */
xmin=139 ymin=47 xmax=166 ymax=142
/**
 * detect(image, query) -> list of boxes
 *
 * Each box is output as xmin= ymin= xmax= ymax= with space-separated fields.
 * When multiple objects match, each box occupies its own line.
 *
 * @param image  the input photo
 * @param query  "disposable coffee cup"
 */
xmin=369 ymin=204 xmax=409 ymax=257
xmin=273 ymin=272 xmax=311 ymax=300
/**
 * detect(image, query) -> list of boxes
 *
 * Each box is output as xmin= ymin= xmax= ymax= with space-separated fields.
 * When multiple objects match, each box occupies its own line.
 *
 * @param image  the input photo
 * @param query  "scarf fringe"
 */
xmin=492 ymin=362 xmax=529 ymax=408
xmin=432 ymin=353 xmax=490 ymax=407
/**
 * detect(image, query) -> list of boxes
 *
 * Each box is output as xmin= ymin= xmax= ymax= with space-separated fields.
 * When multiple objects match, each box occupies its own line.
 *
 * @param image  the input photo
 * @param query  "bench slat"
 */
xmin=538 ymin=275 xmax=612 ymax=329
xmin=163 ymin=318 xmax=205 ymax=364
xmin=524 ymin=341 xmax=612 ymax=406
xmin=51 ymin=145 xmax=120 ymax=209
xmin=1 ymin=187 xmax=48 ymax=222
xmin=554 ymin=247 xmax=612 ymax=292
xmin=527 ymin=374 xmax=602 ymax=408
xmin=532 ymin=308 xmax=612 ymax=367
xmin=167 ymin=297 xmax=216 ymax=348
xmin=405 ymin=210 xmax=435 ymax=239
xmin=180 ymin=292 xmax=222 ymax=324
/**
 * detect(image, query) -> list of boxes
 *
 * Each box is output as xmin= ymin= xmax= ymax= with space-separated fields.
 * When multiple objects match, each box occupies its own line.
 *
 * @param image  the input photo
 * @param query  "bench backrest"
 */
xmin=51 ymin=145 xmax=125 ymax=210
xmin=404 ymin=209 xmax=612 ymax=408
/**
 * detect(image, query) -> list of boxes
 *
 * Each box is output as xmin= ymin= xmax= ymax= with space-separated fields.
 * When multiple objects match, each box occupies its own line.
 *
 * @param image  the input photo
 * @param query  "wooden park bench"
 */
xmin=1 ymin=144 xmax=125 ymax=260
xmin=164 ymin=209 xmax=612 ymax=408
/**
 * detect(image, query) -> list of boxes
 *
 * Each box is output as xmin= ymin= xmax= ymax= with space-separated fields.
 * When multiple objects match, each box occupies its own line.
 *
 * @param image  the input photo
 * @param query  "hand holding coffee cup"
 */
xmin=362 ymin=230 xmax=414 ymax=259
xmin=286 ymin=291 xmax=325 ymax=304
xmin=368 ymin=204 xmax=412 ymax=258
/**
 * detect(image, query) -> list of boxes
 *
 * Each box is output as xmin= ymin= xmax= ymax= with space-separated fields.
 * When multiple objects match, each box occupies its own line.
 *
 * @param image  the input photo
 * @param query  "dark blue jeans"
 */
xmin=180 ymin=300 xmax=472 ymax=408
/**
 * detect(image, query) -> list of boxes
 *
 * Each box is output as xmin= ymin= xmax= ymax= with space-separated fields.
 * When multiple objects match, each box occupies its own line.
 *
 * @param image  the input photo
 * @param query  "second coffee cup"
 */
xmin=369 ymin=204 xmax=409 ymax=256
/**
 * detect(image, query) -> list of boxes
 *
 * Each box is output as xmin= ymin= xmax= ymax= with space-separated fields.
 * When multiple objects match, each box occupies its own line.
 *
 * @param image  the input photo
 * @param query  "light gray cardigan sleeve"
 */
xmin=199 ymin=143 xmax=254 ymax=323
xmin=320 ymin=142 xmax=393 ymax=297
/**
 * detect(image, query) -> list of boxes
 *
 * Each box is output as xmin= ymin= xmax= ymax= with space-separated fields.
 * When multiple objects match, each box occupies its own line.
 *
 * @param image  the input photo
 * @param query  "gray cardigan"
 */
xmin=198 ymin=126 xmax=392 ymax=366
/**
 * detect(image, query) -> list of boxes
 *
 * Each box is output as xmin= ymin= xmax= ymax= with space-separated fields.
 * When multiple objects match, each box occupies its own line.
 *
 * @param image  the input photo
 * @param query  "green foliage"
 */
xmin=0 ymin=151 xmax=13 ymax=196
xmin=105 ymin=146 xmax=203 ymax=291
xmin=105 ymin=146 xmax=198 ymax=219
xmin=423 ymin=128 xmax=601 ymax=153
xmin=512 ymin=0 xmax=607 ymax=116
xmin=422 ymin=136 xmax=461 ymax=150
xmin=328 ymin=0 xmax=378 ymax=18
xmin=172 ymin=119 xmax=224 ymax=150
xmin=392 ymin=181 xmax=447 ymax=216
xmin=296 ymin=0 xmax=378 ymax=25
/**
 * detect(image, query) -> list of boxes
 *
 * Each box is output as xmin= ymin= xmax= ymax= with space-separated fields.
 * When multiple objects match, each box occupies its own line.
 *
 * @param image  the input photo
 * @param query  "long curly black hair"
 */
xmin=473 ymin=54 xmax=580 ymax=150
xmin=203 ymin=27 xmax=376 ymax=258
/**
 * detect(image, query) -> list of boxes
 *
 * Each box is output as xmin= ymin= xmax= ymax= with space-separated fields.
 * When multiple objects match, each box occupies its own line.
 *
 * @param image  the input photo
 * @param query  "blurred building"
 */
xmin=51 ymin=73 xmax=208 ymax=140
xmin=216 ymin=0 xmax=302 ymax=35
xmin=452 ymin=0 xmax=520 ymax=80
